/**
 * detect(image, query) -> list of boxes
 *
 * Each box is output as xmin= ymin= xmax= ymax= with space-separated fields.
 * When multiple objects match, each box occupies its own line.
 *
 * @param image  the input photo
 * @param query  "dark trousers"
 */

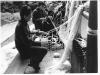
xmin=17 ymin=46 xmax=47 ymax=68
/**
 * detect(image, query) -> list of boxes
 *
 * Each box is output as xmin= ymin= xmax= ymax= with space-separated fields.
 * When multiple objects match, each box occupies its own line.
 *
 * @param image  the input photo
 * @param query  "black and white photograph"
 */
xmin=0 ymin=0 xmax=99 ymax=74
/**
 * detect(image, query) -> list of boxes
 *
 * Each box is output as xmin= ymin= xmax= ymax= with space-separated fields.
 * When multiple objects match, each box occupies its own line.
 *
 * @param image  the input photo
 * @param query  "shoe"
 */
xmin=35 ymin=68 xmax=40 ymax=73
xmin=24 ymin=66 xmax=35 ymax=74
xmin=34 ymin=66 xmax=40 ymax=73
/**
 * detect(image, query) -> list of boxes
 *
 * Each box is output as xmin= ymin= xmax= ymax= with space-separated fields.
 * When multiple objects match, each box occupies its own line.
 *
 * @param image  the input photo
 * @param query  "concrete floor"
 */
xmin=4 ymin=49 xmax=64 ymax=74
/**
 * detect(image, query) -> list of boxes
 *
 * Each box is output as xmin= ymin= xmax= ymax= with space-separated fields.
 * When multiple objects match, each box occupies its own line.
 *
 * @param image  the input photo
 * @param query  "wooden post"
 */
xmin=87 ymin=0 xmax=98 ymax=73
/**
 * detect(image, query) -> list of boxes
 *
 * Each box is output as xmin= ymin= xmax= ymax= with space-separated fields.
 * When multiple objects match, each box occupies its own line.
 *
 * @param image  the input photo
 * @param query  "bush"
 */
xmin=1 ymin=12 xmax=20 ymax=26
xmin=1 ymin=1 xmax=25 ymax=13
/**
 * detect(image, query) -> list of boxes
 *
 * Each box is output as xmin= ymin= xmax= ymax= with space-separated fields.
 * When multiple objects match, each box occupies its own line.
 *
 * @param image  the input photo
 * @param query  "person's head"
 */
xmin=32 ymin=7 xmax=44 ymax=23
xmin=20 ymin=5 xmax=32 ymax=22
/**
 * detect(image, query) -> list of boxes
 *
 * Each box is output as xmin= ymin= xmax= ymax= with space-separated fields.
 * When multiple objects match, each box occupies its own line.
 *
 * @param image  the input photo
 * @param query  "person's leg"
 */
xmin=29 ymin=46 xmax=47 ymax=72
xmin=16 ymin=47 xmax=31 ymax=60
xmin=24 ymin=46 xmax=47 ymax=73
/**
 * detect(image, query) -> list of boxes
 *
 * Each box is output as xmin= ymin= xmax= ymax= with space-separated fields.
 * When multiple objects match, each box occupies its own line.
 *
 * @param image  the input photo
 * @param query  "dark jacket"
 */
xmin=15 ymin=20 xmax=41 ymax=50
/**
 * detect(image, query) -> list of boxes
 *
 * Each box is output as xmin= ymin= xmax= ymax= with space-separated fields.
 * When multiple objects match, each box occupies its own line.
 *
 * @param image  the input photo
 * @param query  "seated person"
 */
xmin=32 ymin=6 xmax=54 ymax=32
xmin=32 ymin=6 xmax=64 ymax=48
xmin=15 ymin=5 xmax=48 ymax=73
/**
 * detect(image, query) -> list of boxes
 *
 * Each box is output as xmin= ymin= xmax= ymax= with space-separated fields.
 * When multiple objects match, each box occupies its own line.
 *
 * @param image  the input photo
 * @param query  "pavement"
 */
xmin=0 ymin=42 xmax=18 ymax=74
xmin=4 ymin=49 xmax=64 ymax=74
xmin=0 ymin=21 xmax=18 ymax=44
xmin=0 ymin=21 xmax=18 ymax=74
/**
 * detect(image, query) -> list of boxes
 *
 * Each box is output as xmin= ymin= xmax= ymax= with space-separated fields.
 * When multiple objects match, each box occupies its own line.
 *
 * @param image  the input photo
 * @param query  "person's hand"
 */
xmin=39 ymin=31 xmax=48 ymax=35
xmin=40 ymin=17 xmax=47 ymax=23
xmin=41 ymin=37 xmax=48 ymax=48
xmin=41 ymin=38 xmax=48 ymax=44
xmin=47 ymin=16 xmax=53 ymax=20
xmin=35 ymin=37 xmax=41 ymax=42
xmin=31 ymin=34 xmax=38 ymax=41
xmin=31 ymin=30 xmax=38 ymax=34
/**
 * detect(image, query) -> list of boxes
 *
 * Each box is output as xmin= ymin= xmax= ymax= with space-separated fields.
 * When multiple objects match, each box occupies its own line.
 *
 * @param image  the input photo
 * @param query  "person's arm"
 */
xmin=22 ymin=25 xmax=41 ymax=47
xmin=30 ymin=29 xmax=48 ymax=36
xmin=29 ymin=29 xmax=49 ymax=47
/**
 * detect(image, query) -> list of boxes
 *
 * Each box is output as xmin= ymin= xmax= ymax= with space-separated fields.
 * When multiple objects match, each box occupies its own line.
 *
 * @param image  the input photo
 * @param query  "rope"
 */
xmin=47 ymin=15 xmax=74 ymax=34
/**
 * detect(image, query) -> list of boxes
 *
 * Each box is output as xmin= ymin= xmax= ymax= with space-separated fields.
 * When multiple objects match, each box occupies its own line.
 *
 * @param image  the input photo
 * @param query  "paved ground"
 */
xmin=0 ymin=21 xmax=18 ymax=44
xmin=0 ymin=21 xmax=18 ymax=73
xmin=4 ymin=49 xmax=64 ymax=74
xmin=0 ymin=42 xmax=18 ymax=74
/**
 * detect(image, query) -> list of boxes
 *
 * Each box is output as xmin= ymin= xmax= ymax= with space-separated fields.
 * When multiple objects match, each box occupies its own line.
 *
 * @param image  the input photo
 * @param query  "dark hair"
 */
xmin=32 ymin=7 xmax=47 ymax=23
xmin=20 ymin=5 xmax=31 ymax=20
